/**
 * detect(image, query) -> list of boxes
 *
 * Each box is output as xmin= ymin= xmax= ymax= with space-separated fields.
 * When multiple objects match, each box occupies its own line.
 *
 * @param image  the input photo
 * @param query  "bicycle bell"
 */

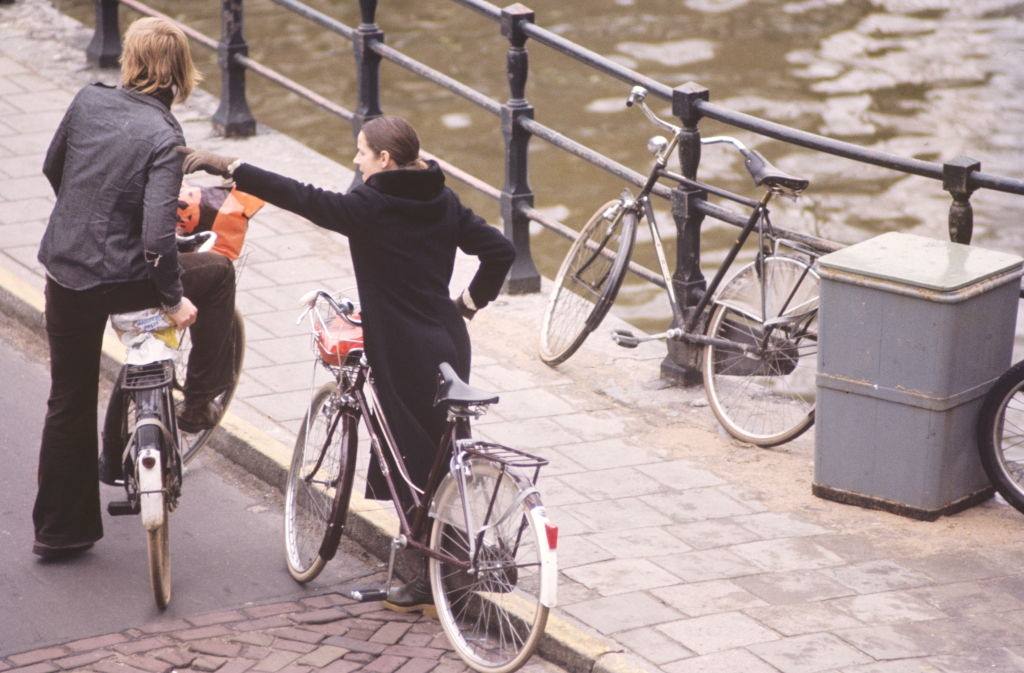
xmin=647 ymin=135 xmax=669 ymax=156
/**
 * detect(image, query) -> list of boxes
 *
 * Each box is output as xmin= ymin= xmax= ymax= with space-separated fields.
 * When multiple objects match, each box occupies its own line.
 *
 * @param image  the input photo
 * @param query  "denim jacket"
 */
xmin=39 ymin=83 xmax=185 ymax=307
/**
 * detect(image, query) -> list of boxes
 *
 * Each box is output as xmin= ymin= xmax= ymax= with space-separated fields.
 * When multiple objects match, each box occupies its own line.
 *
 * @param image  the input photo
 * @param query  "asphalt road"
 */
xmin=0 ymin=311 xmax=382 ymax=656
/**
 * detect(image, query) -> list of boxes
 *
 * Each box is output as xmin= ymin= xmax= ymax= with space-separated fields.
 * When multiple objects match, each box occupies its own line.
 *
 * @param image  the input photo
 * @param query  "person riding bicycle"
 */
xmin=180 ymin=115 xmax=515 ymax=612
xmin=32 ymin=17 xmax=236 ymax=560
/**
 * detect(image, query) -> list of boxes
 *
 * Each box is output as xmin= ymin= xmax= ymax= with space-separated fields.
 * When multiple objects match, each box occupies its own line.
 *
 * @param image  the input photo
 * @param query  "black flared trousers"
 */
xmin=33 ymin=252 xmax=235 ymax=546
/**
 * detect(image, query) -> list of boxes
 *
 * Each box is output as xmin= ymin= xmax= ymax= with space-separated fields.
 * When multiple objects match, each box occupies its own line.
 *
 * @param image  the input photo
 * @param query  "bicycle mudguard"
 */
xmin=528 ymin=505 xmax=558 ymax=608
xmin=585 ymin=196 xmax=639 ymax=332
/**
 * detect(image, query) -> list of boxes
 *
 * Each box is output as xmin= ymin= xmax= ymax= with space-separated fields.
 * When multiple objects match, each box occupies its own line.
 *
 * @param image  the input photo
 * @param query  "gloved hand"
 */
xmin=177 ymin=146 xmax=237 ymax=178
xmin=454 ymin=293 xmax=477 ymax=321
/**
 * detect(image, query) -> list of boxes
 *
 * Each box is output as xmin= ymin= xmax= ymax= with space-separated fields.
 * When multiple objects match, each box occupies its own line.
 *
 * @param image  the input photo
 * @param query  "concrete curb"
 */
xmin=0 ymin=272 xmax=639 ymax=673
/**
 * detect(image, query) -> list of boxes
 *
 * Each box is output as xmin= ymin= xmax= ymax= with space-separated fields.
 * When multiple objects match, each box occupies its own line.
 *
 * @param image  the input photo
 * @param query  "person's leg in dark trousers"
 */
xmin=178 ymin=252 xmax=235 ymax=405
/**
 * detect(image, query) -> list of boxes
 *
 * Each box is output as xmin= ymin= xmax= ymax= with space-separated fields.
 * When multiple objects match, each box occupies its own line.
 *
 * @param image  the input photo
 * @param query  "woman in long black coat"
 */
xmin=182 ymin=116 xmax=514 ymax=610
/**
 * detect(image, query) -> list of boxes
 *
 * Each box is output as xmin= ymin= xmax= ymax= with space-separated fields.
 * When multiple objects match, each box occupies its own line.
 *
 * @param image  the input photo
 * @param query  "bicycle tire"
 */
xmin=178 ymin=310 xmax=246 ymax=464
xmin=539 ymin=199 xmax=637 ymax=366
xmin=429 ymin=459 xmax=551 ymax=673
xmin=285 ymin=382 xmax=358 ymax=583
xmin=702 ymin=255 xmax=819 ymax=447
xmin=977 ymin=359 xmax=1024 ymax=514
xmin=147 ymin=500 xmax=172 ymax=609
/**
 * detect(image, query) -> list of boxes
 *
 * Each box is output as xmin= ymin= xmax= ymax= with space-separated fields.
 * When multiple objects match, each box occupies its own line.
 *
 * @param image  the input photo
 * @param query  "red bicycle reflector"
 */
xmin=545 ymin=523 xmax=558 ymax=550
xmin=141 ymin=455 xmax=157 ymax=470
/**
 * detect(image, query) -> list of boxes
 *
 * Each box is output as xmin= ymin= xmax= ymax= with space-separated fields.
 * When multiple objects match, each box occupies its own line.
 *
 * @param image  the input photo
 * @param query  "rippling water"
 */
xmin=54 ymin=0 xmax=1024 ymax=331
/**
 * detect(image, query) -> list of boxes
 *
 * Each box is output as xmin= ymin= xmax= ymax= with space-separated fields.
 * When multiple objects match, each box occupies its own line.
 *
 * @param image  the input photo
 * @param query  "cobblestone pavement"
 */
xmin=0 ymin=591 xmax=560 ymax=673
xmin=8 ymin=2 xmax=1024 ymax=673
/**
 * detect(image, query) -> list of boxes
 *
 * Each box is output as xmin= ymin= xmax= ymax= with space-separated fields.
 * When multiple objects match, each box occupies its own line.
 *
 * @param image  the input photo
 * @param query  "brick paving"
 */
xmin=8 ymin=2 xmax=1024 ymax=673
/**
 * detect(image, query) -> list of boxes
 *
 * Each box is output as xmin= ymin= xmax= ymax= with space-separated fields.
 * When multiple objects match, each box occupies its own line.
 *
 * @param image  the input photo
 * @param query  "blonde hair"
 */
xmin=120 ymin=17 xmax=201 ymax=103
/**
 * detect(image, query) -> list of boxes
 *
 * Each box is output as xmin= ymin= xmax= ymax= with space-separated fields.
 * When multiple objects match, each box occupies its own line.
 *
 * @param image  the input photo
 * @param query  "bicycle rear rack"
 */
xmin=122 ymin=361 xmax=175 ymax=391
xmin=457 ymin=440 xmax=548 ymax=485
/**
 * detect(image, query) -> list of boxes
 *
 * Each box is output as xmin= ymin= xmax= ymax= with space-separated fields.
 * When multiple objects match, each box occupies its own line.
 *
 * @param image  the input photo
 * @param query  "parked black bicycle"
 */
xmin=977 ymin=349 xmax=1024 ymax=514
xmin=540 ymin=85 xmax=822 ymax=447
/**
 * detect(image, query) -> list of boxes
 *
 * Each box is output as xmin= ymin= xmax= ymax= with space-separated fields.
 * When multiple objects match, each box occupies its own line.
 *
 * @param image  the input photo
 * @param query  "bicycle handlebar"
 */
xmin=297 ymin=289 xmax=361 ymax=326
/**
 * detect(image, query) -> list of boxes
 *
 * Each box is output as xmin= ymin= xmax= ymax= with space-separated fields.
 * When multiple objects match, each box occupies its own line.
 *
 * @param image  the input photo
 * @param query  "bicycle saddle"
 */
xmin=741 ymin=148 xmax=809 ymax=195
xmin=434 ymin=362 xmax=499 ymax=407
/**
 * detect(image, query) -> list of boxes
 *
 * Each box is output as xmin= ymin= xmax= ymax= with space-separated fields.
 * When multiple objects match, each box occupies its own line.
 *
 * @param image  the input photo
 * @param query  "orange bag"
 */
xmin=176 ymin=183 xmax=264 ymax=260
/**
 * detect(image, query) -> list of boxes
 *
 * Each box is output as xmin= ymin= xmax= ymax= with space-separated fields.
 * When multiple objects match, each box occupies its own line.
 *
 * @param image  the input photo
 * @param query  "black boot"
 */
xmin=383 ymin=558 xmax=435 ymax=617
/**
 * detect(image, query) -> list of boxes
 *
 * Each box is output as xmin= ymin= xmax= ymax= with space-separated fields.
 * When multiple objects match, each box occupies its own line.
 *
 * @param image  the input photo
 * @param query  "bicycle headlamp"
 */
xmin=647 ymin=135 xmax=668 ymax=156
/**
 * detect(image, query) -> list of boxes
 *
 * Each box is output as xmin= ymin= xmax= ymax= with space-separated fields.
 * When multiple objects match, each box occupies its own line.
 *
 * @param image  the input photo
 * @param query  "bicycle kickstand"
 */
xmin=611 ymin=327 xmax=683 ymax=349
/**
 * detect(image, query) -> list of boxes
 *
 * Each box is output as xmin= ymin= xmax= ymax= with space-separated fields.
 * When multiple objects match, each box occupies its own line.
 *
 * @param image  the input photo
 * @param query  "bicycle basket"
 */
xmin=176 ymin=182 xmax=264 ymax=261
xmin=314 ymin=313 xmax=364 ymax=367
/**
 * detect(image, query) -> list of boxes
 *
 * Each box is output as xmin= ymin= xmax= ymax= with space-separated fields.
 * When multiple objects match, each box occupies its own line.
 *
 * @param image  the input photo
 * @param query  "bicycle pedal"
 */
xmin=611 ymin=329 xmax=640 ymax=348
xmin=348 ymin=588 xmax=387 ymax=602
xmin=107 ymin=500 xmax=140 ymax=516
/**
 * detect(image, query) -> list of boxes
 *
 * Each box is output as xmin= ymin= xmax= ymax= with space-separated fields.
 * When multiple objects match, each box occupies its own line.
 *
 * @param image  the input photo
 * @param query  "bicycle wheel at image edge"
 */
xmin=539 ymin=199 xmax=637 ymax=366
xmin=977 ymin=359 xmax=1024 ymax=514
xmin=177 ymin=310 xmax=245 ymax=464
xmin=284 ymin=382 xmax=358 ymax=583
xmin=429 ymin=460 xmax=553 ymax=673
xmin=147 ymin=501 xmax=171 ymax=609
xmin=702 ymin=255 xmax=819 ymax=447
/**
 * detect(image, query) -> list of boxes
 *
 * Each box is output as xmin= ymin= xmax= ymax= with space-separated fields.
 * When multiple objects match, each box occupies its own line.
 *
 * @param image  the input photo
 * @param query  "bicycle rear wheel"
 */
xmin=977 ymin=360 xmax=1024 ymax=514
xmin=147 ymin=501 xmax=171 ymax=609
xmin=177 ymin=309 xmax=245 ymax=464
xmin=539 ymin=199 xmax=637 ymax=366
xmin=702 ymin=255 xmax=819 ymax=447
xmin=429 ymin=459 xmax=551 ymax=673
xmin=285 ymin=382 xmax=358 ymax=583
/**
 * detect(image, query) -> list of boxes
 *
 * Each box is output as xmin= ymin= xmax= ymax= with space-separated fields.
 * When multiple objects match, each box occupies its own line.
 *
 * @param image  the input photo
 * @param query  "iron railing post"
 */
xmin=86 ymin=0 xmax=121 ymax=68
xmin=499 ymin=4 xmax=540 ymax=294
xmin=212 ymin=0 xmax=256 ymax=137
xmin=662 ymin=82 xmax=710 ymax=385
xmin=943 ymin=156 xmax=980 ymax=245
xmin=353 ymin=0 xmax=384 ymax=136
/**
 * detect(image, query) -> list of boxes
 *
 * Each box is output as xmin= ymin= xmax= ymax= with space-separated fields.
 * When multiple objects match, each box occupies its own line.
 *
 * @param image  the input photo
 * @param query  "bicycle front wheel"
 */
xmin=429 ymin=459 xmax=551 ymax=673
xmin=285 ymin=382 xmax=358 ymax=583
xmin=178 ymin=310 xmax=246 ymax=464
xmin=703 ymin=255 xmax=819 ymax=447
xmin=977 ymin=360 xmax=1024 ymax=514
xmin=539 ymin=199 xmax=637 ymax=366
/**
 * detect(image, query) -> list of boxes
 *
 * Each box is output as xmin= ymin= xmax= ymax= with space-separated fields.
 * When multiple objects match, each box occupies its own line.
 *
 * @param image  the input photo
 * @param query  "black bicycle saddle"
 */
xmin=434 ymin=362 xmax=499 ymax=407
xmin=741 ymin=148 xmax=810 ymax=195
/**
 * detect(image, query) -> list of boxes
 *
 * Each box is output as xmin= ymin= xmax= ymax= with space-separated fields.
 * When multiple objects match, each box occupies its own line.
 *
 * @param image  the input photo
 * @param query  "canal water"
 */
xmin=55 ymin=0 xmax=1024 ymax=332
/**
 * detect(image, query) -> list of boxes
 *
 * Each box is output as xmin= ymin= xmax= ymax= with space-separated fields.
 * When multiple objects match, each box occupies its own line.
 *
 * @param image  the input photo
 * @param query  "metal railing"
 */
xmin=83 ymin=0 xmax=1024 ymax=383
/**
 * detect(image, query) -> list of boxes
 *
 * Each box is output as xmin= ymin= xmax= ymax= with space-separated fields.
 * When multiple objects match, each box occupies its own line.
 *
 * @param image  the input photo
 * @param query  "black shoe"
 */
xmin=178 ymin=398 xmax=223 ymax=433
xmin=383 ymin=573 xmax=436 ymax=617
xmin=97 ymin=453 xmax=123 ymax=486
xmin=33 ymin=540 xmax=94 ymax=560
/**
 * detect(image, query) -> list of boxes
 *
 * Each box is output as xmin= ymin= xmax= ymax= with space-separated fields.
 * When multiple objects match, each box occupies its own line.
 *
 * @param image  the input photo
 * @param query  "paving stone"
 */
xmin=320 ymin=661 xmax=363 ymax=673
xmin=343 ymin=652 xmax=376 ymax=663
xmin=7 ymin=664 xmax=59 ymax=673
xmin=295 ymin=645 xmax=348 ymax=668
xmin=652 ymin=579 xmax=769 ymax=616
xmin=275 ymin=665 xmax=312 ymax=673
xmin=290 ymin=608 xmax=348 ymax=626
xmin=322 ymin=637 xmax=387 ymax=655
xmin=252 ymin=258 xmax=346 ymax=285
xmin=381 ymin=645 xmax=445 ymax=660
xmin=614 ymin=627 xmax=695 ymax=664
xmin=641 ymin=488 xmax=756 ymax=523
xmin=245 ymin=391 xmax=311 ymax=423
xmin=749 ymin=632 xmax=871 ymax=673
xmin=117 ymin=654 xmax=173 ymax=673
xmin=927 ymin=647 xmax=1024 ymax=673
xmin=53 ymin=650 xmax=113 ymax=670
xmin=821 ymin=561 xmax=934 ymax=594
xmin=665 ymin=519 xmax=762 ymax=550
xmin=475 ymin=418 xmax=580 ymax=450
xmin=833 ymin=623 xmax=940 ymax=659
xmin=192 ymin=656 xmax=227 ymax=672
xmin=65 ymin=633 xmax=129 ymax=653
xmin=551 ymin=410 xmax=629 ymax=440
xmin=831 ymin=591 xmax=947 ymax=624
xmin=734 ymin=569 xmax=857 ymax=605
xmin=559 ymin=467 xmax=667 ymax=500
xmin=188 ymin=640 xmax=244 ymax=658
xmin=650 ymin=547 xmax=761 ymax=582
xmin=188 ymin=610 xmax=247 ymax=627
xmin=0 ymin=197 xmax=53 ymax=224
xmin=369 ymin=622 xmax=413 ymax=645
xmin=247 ymin=362 xmax=314 ymax=392
xmin=728 ymin=538 xmax=846 ymax=573
xmin=361 ymin=655 xmax=408 ymax=673
xmin=733 ymin=512 xmax=831 ymax=539
xmin=838 ymin=660 xmax=942 ymax=673
xmin=7 ymin=648 xmax=69 ymax=667
xmin=909 ymin=580 xmax=1024 ymax=616
xmin=561 ymin=591 xmax=684 ymax=635
xmin=252 ymin=651 xmax=300 ymax=673
xmin=556 ymin=438 xmax=663 ymax=471
xmin=230 ymin=633 xmax=275 ymax=647
xmin=563 ymin=497 xmax=673 ymax=533
xmin=240 ymin=647 xmax=273 ymax=661
xmin=91 ymin=661 xmax=151 ymax=673
xmin=657 ymin=612 xmax=780 ymax=654
xmin=550 ymin=534 xmax=614 ymax=569
xmin=745 ymin=602 xmax=864 ymax=636
xmin=304 ymin=621 xmax=351 ymax=637
xmin=214 ymin=660 xmax=257 ymax=673
xmin=139 ymin=619 xmax=193 ymax=635
xmin=271 ymin=640 xmax=318 ymax=655
xmin=398 ymin=633 xmax=433 ymax=648
xmin=661 ymin=648 xmax=778 ymax=673
xmin=0 ymin=154 xmax=45 ymax=178
xmin=268 ymin=627 xmax=325 ymax=645
xmin=151 ymin=648 xmax=195 ymax=668
xmin=171 ymin=625 xmax=233 ymax=642
xmin=564 ymin=558 xmax=681 ymax=596
xmin=901 ymin=551 xmax=1006 ymax=584
xmin=0 ymin=130 xmax=55 ymax=154
xmin=634 ymin=460 xmax=725 ymax=490
xmin=393 ymin=658 xmax=437 ymax=673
